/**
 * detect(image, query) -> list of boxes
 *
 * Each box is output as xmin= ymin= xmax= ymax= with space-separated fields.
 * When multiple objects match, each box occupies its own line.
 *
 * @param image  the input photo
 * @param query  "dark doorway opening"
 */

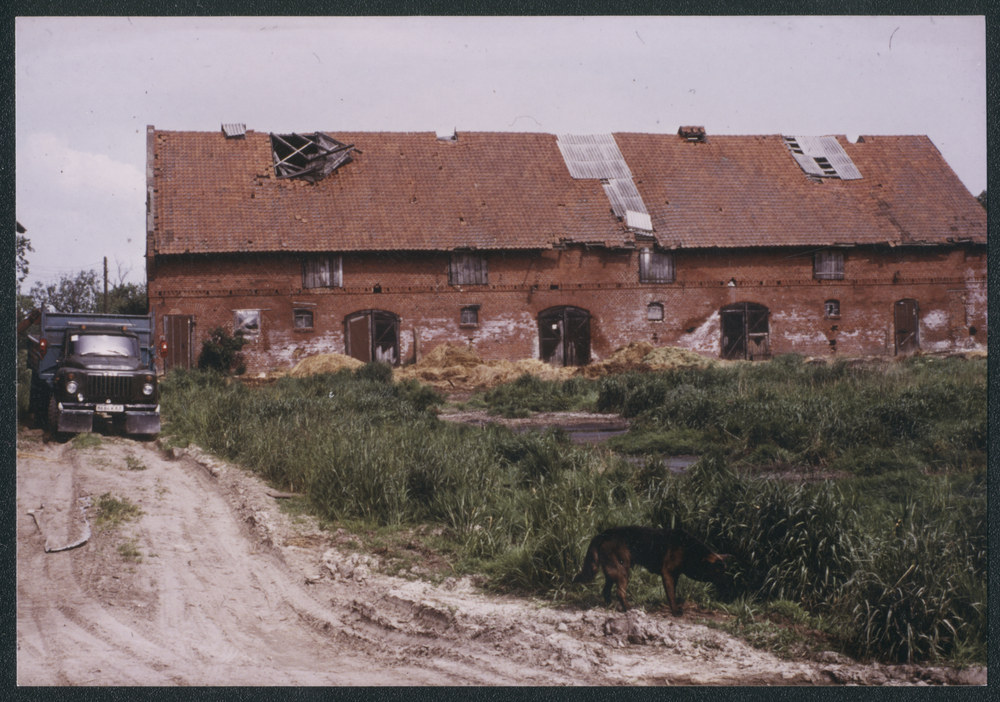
xmin=345 ymin=310 xmax=401 ymax=366
xmin=894 ymin=299 xmax=920 ymax=355
xmin=720 ymin=302 xmax=771 ymax=360
xmin=163 ymin=315 xmax=194 ymax=372
xmin=538 ymin=306 xmax=591 ymax=367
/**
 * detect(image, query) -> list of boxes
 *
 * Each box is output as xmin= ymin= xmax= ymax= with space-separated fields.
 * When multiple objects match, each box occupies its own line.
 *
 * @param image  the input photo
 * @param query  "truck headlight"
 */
xmin=142 ymin=383 xmax=155 ymax=396
xmin=65 ymin=380 xmax=79 ymax=394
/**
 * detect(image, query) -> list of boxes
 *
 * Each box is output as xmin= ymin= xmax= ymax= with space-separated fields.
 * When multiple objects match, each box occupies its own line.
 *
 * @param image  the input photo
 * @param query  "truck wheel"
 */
xmin=30 ymin=375 xmax=50 ymax=429
xmin=47 ymin=397 xmax=62 ymax=435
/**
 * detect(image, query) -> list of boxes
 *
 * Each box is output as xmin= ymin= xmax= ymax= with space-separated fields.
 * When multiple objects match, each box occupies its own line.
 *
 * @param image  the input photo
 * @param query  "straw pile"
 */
xmin=286 ymin=341 xmax=718 ymax=389
xmin=643 ymin=345 xmax=718 ymax=369
xmin=288 ymin=353 xmax=364 ymax=377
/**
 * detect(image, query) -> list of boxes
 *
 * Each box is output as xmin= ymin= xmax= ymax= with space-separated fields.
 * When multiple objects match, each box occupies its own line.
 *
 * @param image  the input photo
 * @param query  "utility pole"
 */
xmin=104 ymin=257 xmax=108 ymax=314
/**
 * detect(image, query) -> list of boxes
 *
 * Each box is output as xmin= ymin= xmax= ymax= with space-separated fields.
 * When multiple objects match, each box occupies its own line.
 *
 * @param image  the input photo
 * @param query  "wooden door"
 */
xmin=721 ymin=303 xmax=770 ymax=360
xmin=538 ymin=306 xmax=591 ymax=367
xmin=163 ymin=315 xmax=194 ymax=371
xmin=345 ymin=310 xmax=401 ymax=366
xmin=894 ymin=299 xmax=920 ymax=355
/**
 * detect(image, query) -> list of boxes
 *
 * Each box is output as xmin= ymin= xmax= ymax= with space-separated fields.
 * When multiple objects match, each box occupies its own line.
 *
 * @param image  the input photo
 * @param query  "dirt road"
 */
xmin=15 ymin=430 xmax=984 ymax=686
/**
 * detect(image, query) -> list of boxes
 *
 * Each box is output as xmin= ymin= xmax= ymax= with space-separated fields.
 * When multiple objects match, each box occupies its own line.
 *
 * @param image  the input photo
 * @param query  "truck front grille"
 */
xmin=87 ymin=374 xmax=133 ymax=400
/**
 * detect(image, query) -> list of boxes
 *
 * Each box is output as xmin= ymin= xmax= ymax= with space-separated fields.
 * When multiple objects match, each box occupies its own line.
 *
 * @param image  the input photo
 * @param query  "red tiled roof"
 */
xmin=151 ymin=130 xmax=985 ymax=255
xmin=617 ymin=133 xmax=986 ymax=248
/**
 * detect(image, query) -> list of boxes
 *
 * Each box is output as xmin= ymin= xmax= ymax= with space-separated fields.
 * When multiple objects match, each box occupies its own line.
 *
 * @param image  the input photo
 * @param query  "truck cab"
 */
xmin=27 ymin=312 xmax=163 ymax=437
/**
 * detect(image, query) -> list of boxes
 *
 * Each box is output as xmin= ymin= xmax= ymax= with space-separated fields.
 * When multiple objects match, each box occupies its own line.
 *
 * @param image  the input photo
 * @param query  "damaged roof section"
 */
xmin=557 ymin=134 xmax=632 ymax=180
xmin=783 ymin=136 xmax=863 ymax=180
xmin=558 ymin=134 xmax=652 ymax=232
xmin=270 ymin=132 xmax=356 ymax=183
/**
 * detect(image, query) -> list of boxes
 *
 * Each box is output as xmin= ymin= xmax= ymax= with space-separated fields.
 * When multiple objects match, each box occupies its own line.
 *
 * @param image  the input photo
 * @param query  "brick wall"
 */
xmin=148 ymin=244 xmax=987 ymax=373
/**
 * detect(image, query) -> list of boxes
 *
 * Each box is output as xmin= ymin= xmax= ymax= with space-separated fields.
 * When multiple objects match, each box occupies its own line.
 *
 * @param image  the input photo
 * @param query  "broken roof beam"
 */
xmin=270 ymin=132 xmax=357 ymax=181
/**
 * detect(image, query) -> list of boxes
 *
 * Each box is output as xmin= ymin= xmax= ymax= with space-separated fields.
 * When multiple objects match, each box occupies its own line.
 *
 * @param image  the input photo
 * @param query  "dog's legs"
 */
xmin=661 ymin=570 xmax=682 ymax=616
xmin=601 ymin=575 xmax=614 ymax=604
xmin=615 ymin=574 xmax=630 ymax=612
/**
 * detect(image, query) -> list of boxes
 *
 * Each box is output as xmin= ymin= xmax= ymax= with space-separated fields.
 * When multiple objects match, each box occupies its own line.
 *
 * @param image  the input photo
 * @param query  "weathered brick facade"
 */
xmin=146 ymin=127 xmax=987 ymax=373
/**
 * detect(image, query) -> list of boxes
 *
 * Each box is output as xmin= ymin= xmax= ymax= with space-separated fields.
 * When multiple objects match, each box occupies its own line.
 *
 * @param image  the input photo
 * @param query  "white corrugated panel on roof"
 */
xmin=625 ymin=210 xmax=653 ymax=232
xmin=557 ymin=134 xmax=633 ymax=180
xmin=222 ymin=123 xmax=247 ymax=138
xmin=784 ymin=136 xmax=862 ymax=180
xmin=602 ymin=179 xmax=647 ymax=219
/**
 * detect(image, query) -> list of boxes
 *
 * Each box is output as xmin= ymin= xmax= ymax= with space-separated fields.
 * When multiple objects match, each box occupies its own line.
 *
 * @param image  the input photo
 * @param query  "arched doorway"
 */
xmin=538 ymin=306 xmax=591 ymax=367
xmin=720 ymin=302 xmax=771 ymax=360
xmin=894 ymin=299 xmax=920 ymax=355
xmin=344 ymin=310 xmax=401 ymax=365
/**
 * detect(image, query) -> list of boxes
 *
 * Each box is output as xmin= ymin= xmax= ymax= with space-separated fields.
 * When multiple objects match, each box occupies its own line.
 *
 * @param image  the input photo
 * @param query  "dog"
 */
xmin=573 ymin=526 xmax=729 ymax=616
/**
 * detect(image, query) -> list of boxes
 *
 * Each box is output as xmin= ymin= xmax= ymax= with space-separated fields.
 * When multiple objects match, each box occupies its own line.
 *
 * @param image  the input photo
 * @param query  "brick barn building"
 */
xmin=145 ymin=125 xmax=986 ymax=373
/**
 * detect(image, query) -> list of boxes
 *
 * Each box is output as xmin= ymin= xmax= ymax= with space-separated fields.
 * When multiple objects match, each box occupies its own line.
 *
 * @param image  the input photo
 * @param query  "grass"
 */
xmin=71 ymin=433 xmax=103 ymax=449
xmin=595 ymin=354 xmax=986 ymax=476
xmin=125 ymin=454 xmax=147 ymax=471
xmin=94 ymin=493 xmax=144 ymax=529
xmin=117 ymin=538 xmax=143 ymax=563
xmin=484 ymin=374 xmax=599 ymax=417
xmin=158 ymin=357 xmax=986 ymax=665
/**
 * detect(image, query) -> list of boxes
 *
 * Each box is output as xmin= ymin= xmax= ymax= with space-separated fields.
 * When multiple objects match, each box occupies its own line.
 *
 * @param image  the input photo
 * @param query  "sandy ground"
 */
xmin=16 ymin=427 xmax=986 ymax=686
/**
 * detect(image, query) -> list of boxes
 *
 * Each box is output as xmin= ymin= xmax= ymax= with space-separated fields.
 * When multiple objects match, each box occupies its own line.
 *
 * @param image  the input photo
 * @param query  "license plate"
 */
xmin=96 ymin=404 xmax=124 ymax=413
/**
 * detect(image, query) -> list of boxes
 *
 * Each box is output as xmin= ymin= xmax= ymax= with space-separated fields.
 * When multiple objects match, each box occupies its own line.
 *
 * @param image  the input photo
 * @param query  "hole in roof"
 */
xmin=270 ymin=132 xmax=355 ymax=183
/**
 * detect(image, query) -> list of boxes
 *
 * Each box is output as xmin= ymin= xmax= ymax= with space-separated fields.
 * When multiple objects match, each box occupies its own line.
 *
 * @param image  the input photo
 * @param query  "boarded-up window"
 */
xmin=460 ymin=306 xmax=480 ymax=327
xmin=814 ymin=250 xmax=844 ymax=280
xmin=294 ymin=309 xmax=314 ymax=329
xmin=639 ymin=248 xmax=675 ymax=283
xmin=303 ymin=255 xmax=343 ymax=289
xmin=449 ymin=252 xmax=488 ymax=285
xmin=234 ymin=310 xmax=261 ymax=338
xmin=647 ymin=302 xmax=664 ymax=321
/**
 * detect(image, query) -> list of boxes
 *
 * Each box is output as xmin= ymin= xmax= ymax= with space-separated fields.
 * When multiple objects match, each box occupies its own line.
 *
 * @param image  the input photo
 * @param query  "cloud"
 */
xmin=18 ymin=132 xmax=144 ymax=200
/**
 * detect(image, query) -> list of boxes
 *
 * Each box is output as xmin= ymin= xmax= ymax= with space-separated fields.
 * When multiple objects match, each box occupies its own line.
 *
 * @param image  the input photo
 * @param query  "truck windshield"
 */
xmin=70 ymin=334 xmax=139 ymax=357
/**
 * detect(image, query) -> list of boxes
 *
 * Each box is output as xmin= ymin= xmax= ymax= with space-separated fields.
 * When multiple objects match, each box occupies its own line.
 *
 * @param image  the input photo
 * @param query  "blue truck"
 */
xmin=25 ymin=310 xmax=165 ymax=437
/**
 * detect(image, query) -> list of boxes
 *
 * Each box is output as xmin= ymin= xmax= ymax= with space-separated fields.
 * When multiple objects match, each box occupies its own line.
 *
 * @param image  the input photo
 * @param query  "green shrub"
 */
xmin=197 ymin=327 xmax=248 ymax=375
xmin=485 ymin=374 xmax=597 ymax=417
xmin=355 ymin=361 xmax=394 ymax=384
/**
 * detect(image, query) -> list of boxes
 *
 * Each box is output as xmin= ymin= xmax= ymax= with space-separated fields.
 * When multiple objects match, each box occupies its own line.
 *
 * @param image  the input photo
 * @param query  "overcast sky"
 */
xmin=14 ymin=15 xmax=987 ymax=291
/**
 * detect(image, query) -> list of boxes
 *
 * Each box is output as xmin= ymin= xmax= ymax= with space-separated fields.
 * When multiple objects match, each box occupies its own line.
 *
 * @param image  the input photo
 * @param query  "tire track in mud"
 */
xmin=16 ymin=438 xmax=471 ymax=684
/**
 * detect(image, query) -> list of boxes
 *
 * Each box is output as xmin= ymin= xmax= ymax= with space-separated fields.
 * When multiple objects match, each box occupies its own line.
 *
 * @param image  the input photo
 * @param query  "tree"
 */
xmin=16 ymin=224 xmax=34 ymax=320
xmin=107 ymin=281 xmax=148 ymax=315
xmin=28 ymin=270 xmax=101 ymax=313
xmin=976 ymin=190 xmax=986 ymax=211
xmin=16 ymin=231 xmax=33 ymax=292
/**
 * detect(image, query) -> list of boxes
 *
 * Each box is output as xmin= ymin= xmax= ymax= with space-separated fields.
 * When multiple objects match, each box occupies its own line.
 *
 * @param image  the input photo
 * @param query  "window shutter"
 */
xmin=332 ymin=255 xmax=342 ymax=288
xmin=814 ymin=251 xmax=844 ymax=280
xmin=450 ymin=253 xmax=487 ymax=285
xmin=640 ymin=249 xmax=674 ymax=283
xmin=303 ymin=256 xmax=342 ymax=288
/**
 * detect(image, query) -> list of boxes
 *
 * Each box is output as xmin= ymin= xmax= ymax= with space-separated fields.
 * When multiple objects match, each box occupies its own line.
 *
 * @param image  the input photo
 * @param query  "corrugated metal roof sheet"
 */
xmin=222 ymin=123 xmax=246 ymax=138
xmin=784 ymin=135 xmax=863 ymax=180
xmin=557 ymin=134 xmax=633 ymax=180
xmin=602 ymin=179 xmax=648 ymax=219
xmin=625 ymin=210 xmax=653 ymax=231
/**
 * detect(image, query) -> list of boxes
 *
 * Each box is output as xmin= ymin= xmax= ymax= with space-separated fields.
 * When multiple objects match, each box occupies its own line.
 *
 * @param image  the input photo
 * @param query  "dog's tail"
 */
xmin=573 ymin=544 xmax=600 ymax=584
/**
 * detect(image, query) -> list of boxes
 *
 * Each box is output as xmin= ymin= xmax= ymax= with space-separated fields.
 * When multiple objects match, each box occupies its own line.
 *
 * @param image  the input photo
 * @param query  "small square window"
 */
xmin=235 ymin=309 xmax=261 ymax=337
xmin=460 ymin=306 xmax=480 ymax=327
xmin=294 ymin=309 xmax=314 ymax=330
xmin=647 ymin=302 xmax=664 ymax=321
xmin=814 ymin=250 xmax=844 ymax=280
xmin=824 ymin=299 xmax=841 ymax=318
